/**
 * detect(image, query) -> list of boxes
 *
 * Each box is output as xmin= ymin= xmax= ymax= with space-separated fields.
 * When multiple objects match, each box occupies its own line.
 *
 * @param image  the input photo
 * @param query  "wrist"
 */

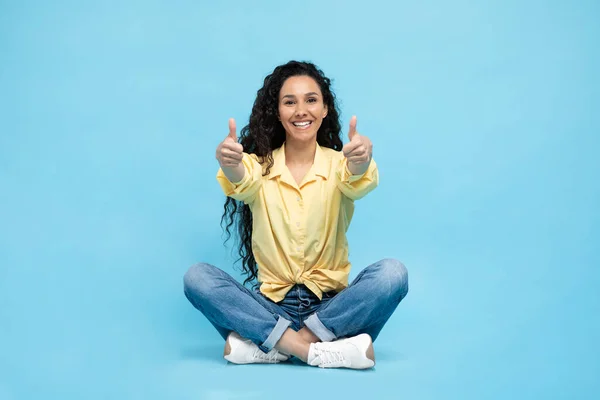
xmin=347 ymin=159 xmax=370 ymax=176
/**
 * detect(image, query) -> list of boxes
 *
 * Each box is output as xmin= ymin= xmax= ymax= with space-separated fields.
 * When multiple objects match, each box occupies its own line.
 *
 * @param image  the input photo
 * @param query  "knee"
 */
xmin=378 ymin=258 xmax=409 ymax=299
xmin=183 ymin=262 xmax=217 ymax=299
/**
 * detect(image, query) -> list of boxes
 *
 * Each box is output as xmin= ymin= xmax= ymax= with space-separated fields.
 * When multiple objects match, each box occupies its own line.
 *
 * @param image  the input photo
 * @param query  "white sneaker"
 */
xmin=223 ymin=332 xmax=289 ymax=364
xmin=307 ymin=333 xmax=375 ymax=369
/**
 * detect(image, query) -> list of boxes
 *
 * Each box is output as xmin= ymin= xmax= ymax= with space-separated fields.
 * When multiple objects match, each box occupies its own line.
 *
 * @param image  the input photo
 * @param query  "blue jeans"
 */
xmin=183 ymin=258 xmax=408 ymax=354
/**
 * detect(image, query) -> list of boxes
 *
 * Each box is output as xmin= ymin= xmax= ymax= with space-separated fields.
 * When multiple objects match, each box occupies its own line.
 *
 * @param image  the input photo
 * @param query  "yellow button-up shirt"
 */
xmin=216 ymin=143 xmax=378 ymax=303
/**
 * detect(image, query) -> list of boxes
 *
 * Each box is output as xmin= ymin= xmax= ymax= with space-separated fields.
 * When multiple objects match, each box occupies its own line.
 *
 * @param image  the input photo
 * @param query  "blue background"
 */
xmin=1 ymin=1 xmax=599 ymax=399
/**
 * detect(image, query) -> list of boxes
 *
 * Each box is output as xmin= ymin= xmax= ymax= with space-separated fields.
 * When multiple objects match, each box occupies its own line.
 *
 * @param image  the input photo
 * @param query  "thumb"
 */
xmin=228 ymin=118 xmax=237 ymax=141
xmin=348 ymin=115 xmax=358 ymax=140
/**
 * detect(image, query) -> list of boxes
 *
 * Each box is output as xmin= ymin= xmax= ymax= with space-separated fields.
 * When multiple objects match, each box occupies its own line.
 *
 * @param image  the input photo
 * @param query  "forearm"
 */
xmin=337 ymin=156 xmax=378 ymax=200
xmin=221 ymin=163 xmax=245 ymax=183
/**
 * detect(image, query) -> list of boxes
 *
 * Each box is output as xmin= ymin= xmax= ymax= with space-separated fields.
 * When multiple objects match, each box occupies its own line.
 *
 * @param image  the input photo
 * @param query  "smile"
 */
xmin=292 ymin=121 xmax=312 ymax=129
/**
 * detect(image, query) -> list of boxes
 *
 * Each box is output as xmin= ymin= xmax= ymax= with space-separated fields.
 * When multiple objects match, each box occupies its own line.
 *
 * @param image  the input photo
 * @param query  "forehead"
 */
xmin=280 ymin=76 xmax=322 ymax=96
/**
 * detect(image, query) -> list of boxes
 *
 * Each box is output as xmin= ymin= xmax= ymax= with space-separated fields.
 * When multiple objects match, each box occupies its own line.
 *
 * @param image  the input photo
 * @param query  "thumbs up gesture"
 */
xmin=216 ymin=118 xmax=244 ymax=168
xmin=342 ymin=116 xmax=373 ymax=174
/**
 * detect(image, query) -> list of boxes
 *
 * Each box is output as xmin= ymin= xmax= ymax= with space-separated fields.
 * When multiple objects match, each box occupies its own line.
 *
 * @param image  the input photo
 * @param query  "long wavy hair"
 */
xmin=221 ymin=60 xmax=343 ymax=287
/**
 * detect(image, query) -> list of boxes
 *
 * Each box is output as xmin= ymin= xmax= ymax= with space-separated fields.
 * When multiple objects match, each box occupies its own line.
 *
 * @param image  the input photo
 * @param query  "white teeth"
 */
xmin=293 ymin=121 xmax=311 ymax=127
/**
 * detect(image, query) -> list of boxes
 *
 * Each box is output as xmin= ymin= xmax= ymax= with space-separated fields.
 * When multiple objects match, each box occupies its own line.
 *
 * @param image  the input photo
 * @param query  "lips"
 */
xmin=292 ymin=121 xmax=312 ymax=129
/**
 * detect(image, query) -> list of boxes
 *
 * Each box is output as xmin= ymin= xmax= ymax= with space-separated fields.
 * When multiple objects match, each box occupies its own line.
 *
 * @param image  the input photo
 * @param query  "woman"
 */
xmin=183 ymin=61 xmax=408 ymax=369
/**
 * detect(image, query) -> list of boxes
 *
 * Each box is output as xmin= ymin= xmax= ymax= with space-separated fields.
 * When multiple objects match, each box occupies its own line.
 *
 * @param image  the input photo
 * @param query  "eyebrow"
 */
xmin=281 ymin=92 xmax=320 ymax=99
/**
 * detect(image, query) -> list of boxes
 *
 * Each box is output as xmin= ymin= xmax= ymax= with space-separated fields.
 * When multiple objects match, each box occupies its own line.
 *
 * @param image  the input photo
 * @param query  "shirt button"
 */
xmin=296 ymin=196 xmax=301 ymax=202
xmin=296 ymin=222 xmax=300 ymax=227
xmin=296 ymin=246 xmax=301 ymax=251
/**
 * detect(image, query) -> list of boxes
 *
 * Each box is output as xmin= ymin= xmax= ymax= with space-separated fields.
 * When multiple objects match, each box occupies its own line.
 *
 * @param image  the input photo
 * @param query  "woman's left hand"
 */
xmin=343 ymin=116 xmax=373 ymax=175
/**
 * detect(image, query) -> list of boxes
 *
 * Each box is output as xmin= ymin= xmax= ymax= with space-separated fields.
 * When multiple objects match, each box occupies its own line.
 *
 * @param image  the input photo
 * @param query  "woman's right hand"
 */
xmin=216 ymin=118 xmax=246 ymax=183
xmin=216 ymin=118 xmax=244 ymax=167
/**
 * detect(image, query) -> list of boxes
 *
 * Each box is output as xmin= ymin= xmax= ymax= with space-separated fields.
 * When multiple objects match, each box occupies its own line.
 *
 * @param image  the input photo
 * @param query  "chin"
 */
xmin=286 ymin=126 xmax=319 ymax=142
xmin=287 ymin=132 xmax=317 ymax=143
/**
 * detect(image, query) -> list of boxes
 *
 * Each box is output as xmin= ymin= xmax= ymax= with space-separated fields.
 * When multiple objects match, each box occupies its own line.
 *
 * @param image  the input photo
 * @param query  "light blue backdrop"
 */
xmin=1 ymin=1 xmax=598 ymax=399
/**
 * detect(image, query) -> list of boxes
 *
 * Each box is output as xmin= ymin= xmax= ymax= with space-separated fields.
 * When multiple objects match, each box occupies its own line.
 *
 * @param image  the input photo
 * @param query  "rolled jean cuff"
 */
xmin=260 ymin=315 xmax=291 ymax=353
xmin=305 ymin=312 xmax=337 ymax=342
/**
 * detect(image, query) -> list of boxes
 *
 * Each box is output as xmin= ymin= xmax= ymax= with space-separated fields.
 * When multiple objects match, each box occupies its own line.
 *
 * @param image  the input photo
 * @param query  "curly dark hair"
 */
xmin=221 ymin=60 xmax=344 ymax=287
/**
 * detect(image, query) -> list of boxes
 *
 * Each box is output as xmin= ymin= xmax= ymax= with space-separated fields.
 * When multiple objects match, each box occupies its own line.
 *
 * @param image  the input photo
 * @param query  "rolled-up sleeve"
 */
xmin=216 ymin=153 xmax=263 ymax=204
xmin=335 ymin=157 xmax=379 ymax=200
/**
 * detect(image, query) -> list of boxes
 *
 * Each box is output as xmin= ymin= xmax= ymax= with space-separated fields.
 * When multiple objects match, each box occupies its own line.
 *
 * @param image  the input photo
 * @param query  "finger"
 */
xmin=348 ymin=115 xmax=358 ymax=140
xmin=346 ymin=152 xmax=367 ymax=163
xmin=220 ymin=158 xmax=242 ymax=167
xmin=220 ymin=154 xmax=243 ymax=164
xmin=343 ymin=139 xmax=362 ymax=156
xmin=228 ymin=118 xmax=237 ymax=141
xmin=221 ymin=148 xmax=243 ymax=161
xmin=221 ymin=141 xmax=243 ymax=153
xmin=346 ymin=146 xmax=369 ymax=159
xmin=347 ymin=155 xmax=370 ymax=165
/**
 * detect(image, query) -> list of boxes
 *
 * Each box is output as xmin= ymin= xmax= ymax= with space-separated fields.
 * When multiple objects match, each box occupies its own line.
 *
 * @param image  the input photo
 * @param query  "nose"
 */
xmin=294 ymin=103 xmax=308 ymax=118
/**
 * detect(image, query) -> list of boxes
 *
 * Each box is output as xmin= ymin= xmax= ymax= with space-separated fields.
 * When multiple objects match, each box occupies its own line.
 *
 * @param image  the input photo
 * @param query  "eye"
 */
xmin=284 ymin=100 xmax=295 ymax=105
xmin=307 ymin=98 xmax=317 ymax=103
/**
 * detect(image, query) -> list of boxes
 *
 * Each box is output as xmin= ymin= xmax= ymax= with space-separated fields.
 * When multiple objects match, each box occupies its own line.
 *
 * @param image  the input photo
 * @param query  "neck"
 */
xmin=284 ymin=138 xmax=317 ymax=166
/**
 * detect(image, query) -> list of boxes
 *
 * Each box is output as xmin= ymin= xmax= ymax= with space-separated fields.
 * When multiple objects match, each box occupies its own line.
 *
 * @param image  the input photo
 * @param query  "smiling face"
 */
xmin=278 ymin=75 xmax=328 ymax=144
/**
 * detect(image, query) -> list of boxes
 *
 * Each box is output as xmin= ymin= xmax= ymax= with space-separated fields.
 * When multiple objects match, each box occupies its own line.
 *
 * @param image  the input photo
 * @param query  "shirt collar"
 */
xmin=268 ymin=142 xmax=329 ymax=184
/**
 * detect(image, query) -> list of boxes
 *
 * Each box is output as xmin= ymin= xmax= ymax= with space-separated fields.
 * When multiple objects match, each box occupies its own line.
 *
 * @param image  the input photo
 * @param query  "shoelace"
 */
xmin=252 ymin=348 xmax=281 ymax=363
xmin=314 ymin=344 xmax=346 ymax=366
